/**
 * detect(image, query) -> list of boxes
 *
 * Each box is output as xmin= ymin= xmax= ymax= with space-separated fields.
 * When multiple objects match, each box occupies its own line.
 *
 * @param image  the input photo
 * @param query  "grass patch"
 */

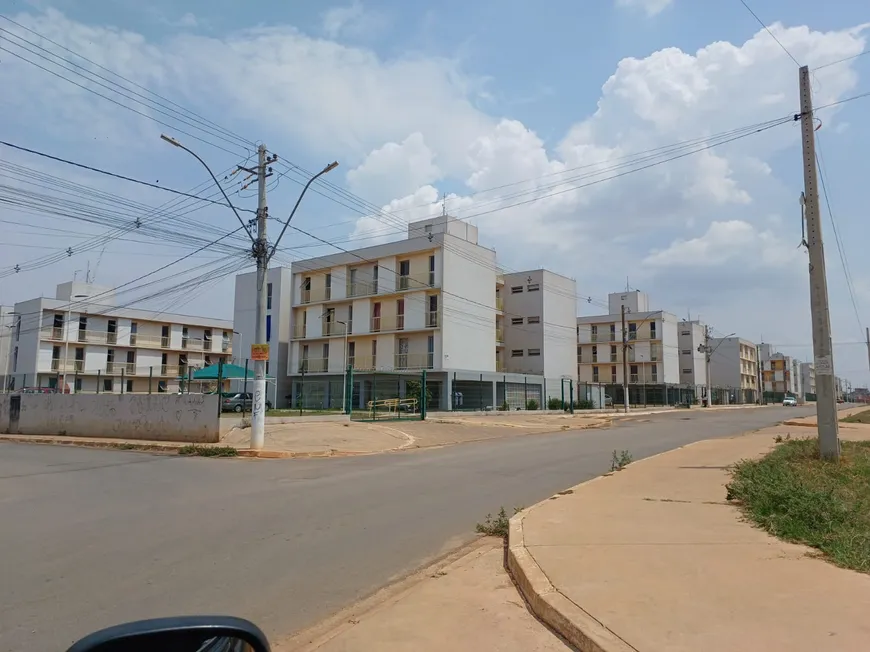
xmin=726 ymin=437 xmax=870 ymax=573
xmin=476 ymin=506 xmax=523 ymax=539
xmin=611 ymin=449 xmax=633 ymax=471
xmin=178 ymin=445 xmax=239 ymax=458
xmin=841 ymin=409 xmax=870 ymax=424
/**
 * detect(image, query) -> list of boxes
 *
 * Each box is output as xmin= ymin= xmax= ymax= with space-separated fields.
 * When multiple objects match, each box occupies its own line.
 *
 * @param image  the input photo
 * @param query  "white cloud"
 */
xmin=615 ymin=0 xmax=674 ymax=17
xmin=346 ymin=133 xmax=441 ymax=201
xmin=321 ymin=1 xmax=389 ymax=40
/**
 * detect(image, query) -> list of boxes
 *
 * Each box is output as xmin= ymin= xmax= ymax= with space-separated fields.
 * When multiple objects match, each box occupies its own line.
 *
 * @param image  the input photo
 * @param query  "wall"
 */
xmin=502 ymin=270 xmax=545 ymax=375
xmin=441 ymin=236 xmax=497 ymax=372
xmin=659 ymin=314 xmax=680 ymax=384
xmin=0 ymin=393 xmax=219 ymax=442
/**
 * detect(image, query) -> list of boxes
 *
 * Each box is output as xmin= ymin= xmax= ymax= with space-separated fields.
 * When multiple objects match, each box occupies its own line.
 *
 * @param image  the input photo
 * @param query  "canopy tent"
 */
xmin=192 ymin=363 xmax=274 ymax=380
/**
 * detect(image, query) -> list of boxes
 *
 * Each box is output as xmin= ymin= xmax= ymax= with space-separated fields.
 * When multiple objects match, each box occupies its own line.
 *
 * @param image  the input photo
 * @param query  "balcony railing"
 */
xmin=298 ymin=358 xmax=328 ymax=373
xmin=349 ymin=356 xmax=376 ymax=371
xmin=322 ymin=321 xmax=347 ymax=337
xmin=496 ymin=297 xmax=504 ymax=311
xmin=347 ymin=280 xmax=377 ymax=298
xmin=398 ymin=272 xmax=436 ymax=291
xmin=394 ymin=353 xmax=434 ymax=370
xmin=49 ymin=359 xmax=84 ymax=372
xmin=106 ymin=362 xmax=136 ymax=375
xmin=630 ymin=374 xmax=639 ymax=383
xmin=293 ymin=322 xmax=306 ymax=339
xmin=590 ymin=333 xmax=599 ymax=342
xmin=426 ymin=311 xmax=438 ymax=328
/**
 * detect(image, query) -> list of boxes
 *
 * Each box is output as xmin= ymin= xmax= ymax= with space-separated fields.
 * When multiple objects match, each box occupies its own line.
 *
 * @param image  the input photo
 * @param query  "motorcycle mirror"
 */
xmin=65 ymin=616 xmax=270 ymax=652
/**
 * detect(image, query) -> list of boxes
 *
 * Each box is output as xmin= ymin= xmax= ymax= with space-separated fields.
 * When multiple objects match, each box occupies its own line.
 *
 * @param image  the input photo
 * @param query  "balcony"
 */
xmin=299 ymin=358 xmax=328 ymax=373
xmin=496 ymin=327 xmax=504 ymax=344
xmin=590 ymin=333 xmax=599 ymax=342
xmin=349 ymin=356 xmax=376 ymax=371
xmin=160 ymin=365 xmax=182 ymax=377
xmin=426 ymin=311 xmax=439 ymax=328
xmin=397 ymin=273 xmax=433 ymax=291
xmin=630 ymin=374 xmax=639 ymax=383
xmin=106 ymin=362 xmax=136 ymax=375
xmin=347 ymin=280 xmax=377 ymax=298
xmin=323 ymin=321 xmax=348 ymax=337
xmin=293 ymin=322 xmax=306 ymax=339
xmin=49 ymin=359 xmax=84 ymax=372
xmin=496 ymin=361 xmax=506 ymax=372
xmin=496 ymin=297 xmax=504 ymax=311
xmin=394 ymin=353 xmax=434 ymax=370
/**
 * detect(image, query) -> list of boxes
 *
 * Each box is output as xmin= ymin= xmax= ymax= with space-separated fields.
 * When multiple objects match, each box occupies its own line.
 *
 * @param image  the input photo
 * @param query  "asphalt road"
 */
xmin=0 ymin=406 xmax=813 ymax=651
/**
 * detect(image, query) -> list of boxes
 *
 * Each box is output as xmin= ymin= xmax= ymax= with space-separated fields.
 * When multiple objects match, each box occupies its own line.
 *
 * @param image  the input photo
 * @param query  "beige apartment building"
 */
xmin=6 ymin=282 xmax=233 ymax=393
xmin=709 ymin=336 xmax=759 ymax=403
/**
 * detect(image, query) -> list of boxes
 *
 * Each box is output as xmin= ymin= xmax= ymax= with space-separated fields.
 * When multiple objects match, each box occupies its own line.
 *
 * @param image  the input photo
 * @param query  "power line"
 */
xmin=813 ymin=50 xmax=870 ymax=71
xmin=736 ymin=0 xmax=801 ymax=66
xmin=0 ymin=139 xmax=256 ymax=213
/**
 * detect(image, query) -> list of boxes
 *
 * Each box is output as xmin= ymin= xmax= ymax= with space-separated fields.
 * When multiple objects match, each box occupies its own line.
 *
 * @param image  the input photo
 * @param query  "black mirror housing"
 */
xmin=66 ymin=616 xmax=270 ymax=652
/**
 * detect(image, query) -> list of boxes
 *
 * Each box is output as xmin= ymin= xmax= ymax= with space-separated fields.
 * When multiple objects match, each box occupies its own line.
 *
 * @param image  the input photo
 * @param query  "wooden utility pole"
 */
xmin=798 ymin=65 xmax=839 ymax=460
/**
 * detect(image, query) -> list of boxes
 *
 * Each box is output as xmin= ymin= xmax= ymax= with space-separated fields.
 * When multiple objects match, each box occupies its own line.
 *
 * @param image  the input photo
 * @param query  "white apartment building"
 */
xmin=677 ymin=320 xmax=707 ymax=393
xmin=576 ymin=291 xmax=684 ymax=404
xmin=800 ymin=362 xmax=816 ymax=398
xmin=233 ymin=216 xmax=578 ymax=411
xmin=708 ymin=336 xmax=759 ymax=403
xmin=6 ymin=282 xmax=233 ymax=393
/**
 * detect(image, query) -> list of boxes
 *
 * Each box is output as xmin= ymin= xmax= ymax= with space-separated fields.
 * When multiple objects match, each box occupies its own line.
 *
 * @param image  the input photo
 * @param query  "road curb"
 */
xmin=506 ymin=434 xmax=745 ymax=652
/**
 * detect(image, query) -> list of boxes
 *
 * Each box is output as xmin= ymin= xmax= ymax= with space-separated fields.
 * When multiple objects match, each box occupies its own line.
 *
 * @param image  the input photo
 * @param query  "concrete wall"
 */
xmin=0 ymin=393 xmax=219 ymax=442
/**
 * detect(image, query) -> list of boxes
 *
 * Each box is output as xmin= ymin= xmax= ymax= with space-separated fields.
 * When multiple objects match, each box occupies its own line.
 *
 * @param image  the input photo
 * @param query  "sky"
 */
xmin=0 ymin=0 xmax=869 ymax=386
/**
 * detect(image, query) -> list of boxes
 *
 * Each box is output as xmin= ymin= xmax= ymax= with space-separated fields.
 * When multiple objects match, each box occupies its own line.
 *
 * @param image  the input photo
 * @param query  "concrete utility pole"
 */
xmin=702 ymin=326 xmax=712 ymax=407
xmin=621 ymin=303 xmax=629 ymax=413
xmin=161 ymin=133 xmax=337 ymax=450
xmin=865 ymin=327 xmax=870 ymax=379
xmin=251 ymin=144 xmax=269 ymax=449
xmin=798 ymin=65 xmax=840 ymax=461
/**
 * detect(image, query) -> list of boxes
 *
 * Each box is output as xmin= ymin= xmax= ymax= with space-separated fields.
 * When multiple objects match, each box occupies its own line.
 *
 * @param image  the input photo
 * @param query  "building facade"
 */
xmin=6 ymin=282 xmax=232 ymax=393
xmin=1 ymin=305 xmax=15 ymax=391
xmin=235 ymin=217 xmax=578 ymax=411
xmin=708 ymin=336 xmax=758 ymax=403
xmin=677 ymin=320 xmax=707 ymax=395
xmin=800 ymin=362 xmax=816 ymax=399
xmin=576 ymin=291 xmax=685 ymax=405
xmin=759 ymin=344 xmax=800 ymax=398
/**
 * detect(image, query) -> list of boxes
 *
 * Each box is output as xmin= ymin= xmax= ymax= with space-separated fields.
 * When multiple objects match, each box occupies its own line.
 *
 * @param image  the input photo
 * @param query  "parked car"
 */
xmin=782 ymin=396 xmax=797 ymax=406
xmin=604 ymin=394 xmax=613 ymax=407
xmin=221 ymin=392 xmax=273 ymax=413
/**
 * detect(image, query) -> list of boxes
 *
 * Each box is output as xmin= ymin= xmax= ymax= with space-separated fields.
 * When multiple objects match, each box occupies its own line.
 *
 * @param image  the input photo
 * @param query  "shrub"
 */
xmin=547 ymin=397 xmax=565 ymax=410
xmin=525 ymin=399 xmax=539 ymax=410
xmin=575 ymin=399 xmax=594 ymax=410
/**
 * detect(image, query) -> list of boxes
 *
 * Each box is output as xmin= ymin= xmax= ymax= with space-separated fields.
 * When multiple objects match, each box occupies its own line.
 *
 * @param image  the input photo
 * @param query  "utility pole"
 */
xmin=799 ymin=65 xmax=839 ymax=461
xmin=621 ymin=304 xmax=629 ymax=413
xmin=703 ymin=326 xmax=712 ymax=407
xmin=865 ymin=328 xmax=870 ymax=379
xmin=251 ymin=144 xmax=269 ymax=450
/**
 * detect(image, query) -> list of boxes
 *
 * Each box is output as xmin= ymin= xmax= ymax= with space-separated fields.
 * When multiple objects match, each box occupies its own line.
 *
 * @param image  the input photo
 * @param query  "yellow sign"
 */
xmin=250 ymin=344 xmax=270 ymax=361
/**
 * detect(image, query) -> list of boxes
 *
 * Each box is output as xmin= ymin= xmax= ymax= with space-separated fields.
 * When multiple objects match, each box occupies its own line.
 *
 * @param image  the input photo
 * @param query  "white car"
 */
xmin=782 ymin=396 xmax=797 ymax=406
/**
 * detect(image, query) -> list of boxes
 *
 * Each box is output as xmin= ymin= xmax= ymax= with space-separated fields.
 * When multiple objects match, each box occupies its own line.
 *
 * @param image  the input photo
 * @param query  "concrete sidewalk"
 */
xmin=509 ymin=422 xmax=870 ymax=652
xmin=280 ymin=538 xmax=568 ymax=652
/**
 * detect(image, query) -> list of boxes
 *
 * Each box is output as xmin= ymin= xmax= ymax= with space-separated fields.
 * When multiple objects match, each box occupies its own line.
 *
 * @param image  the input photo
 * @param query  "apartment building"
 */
xmin=6 ymin=282 xmax=233 ymax=393
xmin=708 ymin=336 xmax=759 ymax=403
xmin=758 ymin=344 xmax=799 ymax=397
xmin=236 ymin=217 xmax=578 ymax=411
xmin=500 ymin=269 xmax=577 ymax=384
xmin=800 ymin=362 xmax=816 ymax=398
xmin=677 ymin=320 xmax=707 ymax=393
xmin=233 ymin=266 xmax=293 ymax=402
xmin=576 ymin=291 xmax=684 ymax=404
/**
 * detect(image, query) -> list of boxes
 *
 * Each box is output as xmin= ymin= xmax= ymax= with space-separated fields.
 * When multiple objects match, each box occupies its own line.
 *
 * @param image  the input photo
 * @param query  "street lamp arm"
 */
xmin=267 ymin=162 xmax=338 ymax=262
xmin=160 ymin=134 xmax=255 ymax=243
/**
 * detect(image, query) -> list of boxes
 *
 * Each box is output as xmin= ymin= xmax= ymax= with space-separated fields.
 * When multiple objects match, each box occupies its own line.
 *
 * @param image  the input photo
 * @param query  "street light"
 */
xmin=162 ymin=133 xmax=338 ymax=449
xmin=63 ymin=294 xmax=89 ymax=393
xmin=233 ymin=330 xmax=244 ymax=366
xmin=321 ymin=311 xmax=349 ymax=414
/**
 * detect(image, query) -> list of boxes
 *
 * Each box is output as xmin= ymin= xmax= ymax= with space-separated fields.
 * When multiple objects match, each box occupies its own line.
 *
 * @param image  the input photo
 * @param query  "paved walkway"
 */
xmin=280 ymin=538 xmax=568 ymax=652
xmin=509 ymin=414 xmax=870 ymax=652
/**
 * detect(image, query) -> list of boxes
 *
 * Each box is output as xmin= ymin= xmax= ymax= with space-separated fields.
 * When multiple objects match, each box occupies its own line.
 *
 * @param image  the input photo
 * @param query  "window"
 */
xmin=267 ymin=282 xmax=273 ymax=309
xmin=511 ymin=349 xmax=524 ymax=357
xmin=650 ymin=322 xmax=657 ymax=338
xmin=399 ymin=260 xmax=411 ymax=289
xmin=609 ymin=324 xmax=616 ymax=341
xmin=322 ymin=342 xmax=329 ymax=363
xmin=527 ymin=316 xmax=540 ymax=324
xmin=592 ymin=345 xmax=598 ymax=362
xmin=628 ymin=323 xmax=637 ymax=340
xmin=682 ymin=368 xmax=692 ymax=374
xmin=126 ymin=379 xmax=134 ymax=393
xmin=372 ymin=265 xmax=379 ymax=293
xmin=266 ymin=315 xmax=272 ymax=342
xmin=528 ymin=348 xmax=541 ymax=356
xmin=182 ymin=326 xmax=189 ymax=349
xmin=203 ymin=329 xmax=211 ymax=350
xmin=611 ymin=366 xmax=618 ymax=383
xmin=74 ymin=377 xmax=81 ymax=391
xmin=511 ymin=286 xmax=523 ymax=294
xmin=372 ymin=302 xmax=382 ymax=332
xmin=650 ymin=364 xmax=658 ymax=382
xmin=12 ymin=346 xmax=17 ymax=372
xmin=511 ymin=317 xmax=523 ymax=325
xmin=372 ymin=340 xmax=377 ymax=367
xmin=610 ymin=345 xmax=617 ymax=362
xmin=266 ymin=361 xmax=270 ymax=375
xmin=427 ymin=295 xmax=438 ymax=327
xmin=681 ymin=349 xmax=691 ymax=355
xmin=592 ymin=366 xmax=599 ymax=382
xmin=347 ymin=305 xmax=353 ymax=334
xmin=78 ymin=316 xmax=87 ymax=342
xmin=130 ymin=322 xmax=138 ymax=346
xmin=427 ymin=335 xmax=435 ymax=368
xmin=324 ymin=274 xmax=331 ymax=300
xmin=424 ymin=224 xmax=432 ymax=233
xmin=429 ymin=255 xmax=436 ymax=286
xmin=397 ymin=299 xmax=405 ymax=330
xmin=577 ymin=346 xmax=582 ymax=363
xmin=630 ymin=364 xmax=638 ymax=383
xmin=15 ymin=315 xmax=21 ymax=340
xmin=527 ymin=283 xmax=540 ymax=292
xmin=302 ymin=276 xmax=311 ymax=302
xmin=103 ymin=379 xmax=113 ymax=393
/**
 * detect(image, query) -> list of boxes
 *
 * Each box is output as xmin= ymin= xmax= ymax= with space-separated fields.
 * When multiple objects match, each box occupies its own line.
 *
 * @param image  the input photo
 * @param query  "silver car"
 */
xmin=221 ymin=392 xmax=273 ymax=413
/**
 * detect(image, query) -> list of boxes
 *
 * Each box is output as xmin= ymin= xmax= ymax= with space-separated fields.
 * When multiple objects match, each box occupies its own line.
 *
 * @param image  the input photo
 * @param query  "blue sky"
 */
xmin=1 ymin=0 xmax=869 ymax=385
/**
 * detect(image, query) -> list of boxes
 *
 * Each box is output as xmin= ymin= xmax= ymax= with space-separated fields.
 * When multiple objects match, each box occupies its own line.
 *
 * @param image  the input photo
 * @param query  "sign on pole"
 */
xmin=250 ymin=344 xmax=270 ymax=361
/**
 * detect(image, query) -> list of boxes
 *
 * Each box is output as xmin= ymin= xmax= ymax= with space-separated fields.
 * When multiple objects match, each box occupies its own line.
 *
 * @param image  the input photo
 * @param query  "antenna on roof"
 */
xmin=441 ymin=193 xmax=447 ymax=217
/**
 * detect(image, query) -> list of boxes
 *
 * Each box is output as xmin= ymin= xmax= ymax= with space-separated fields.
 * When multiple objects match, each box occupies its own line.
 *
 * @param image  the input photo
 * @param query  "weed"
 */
xmin=773 ymin=433 xmax=792 ymax=444
xmin=178 ymin=445 xmax=239 ymax=458
xmin=611 ymin=449 xmax=633 ymax=471
xmin=547 ymin=397 xmax=565 ymax=410
xmin=841 ymin=409 xmax=870 ymax=424
xmin=476 ymin=506 xmax=524 ymax=539
xmin=726 ymin=437 xmax=870 ymax=573
xmin=525 ymin=399 xmax=539 ymax=411
xmin=116 ymin=443 xmax=137 ymax=450
xmin=499 ymin=400 xmax=510 ymax=412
